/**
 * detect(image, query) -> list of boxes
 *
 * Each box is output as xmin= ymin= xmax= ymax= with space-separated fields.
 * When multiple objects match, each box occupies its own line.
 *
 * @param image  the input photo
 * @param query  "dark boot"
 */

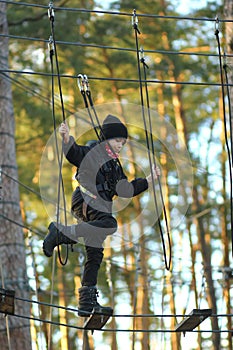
xmin=43 ymin=222 xmax=76 ymax=257
xmin=78 ymin=286 xmax=113 ymax=317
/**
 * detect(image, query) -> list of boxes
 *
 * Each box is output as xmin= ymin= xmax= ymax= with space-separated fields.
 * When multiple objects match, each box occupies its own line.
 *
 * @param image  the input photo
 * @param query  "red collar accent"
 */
xmin=105 ymin=144 xmax=119 ymax=159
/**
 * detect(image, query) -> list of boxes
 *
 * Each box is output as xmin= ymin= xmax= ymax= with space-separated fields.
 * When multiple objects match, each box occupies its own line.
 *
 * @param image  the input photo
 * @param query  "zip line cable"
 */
xmin=1 ymin=169 xmax=69 ymax=212
xmin=2 ymin=0 xmax=233 ymax=23
xmin=215 ymin=19 xmax=233 ymax=257
xmin=3 ymin=32 xmax=233 ymax=59
xmin=0 ymin=213 xmax=44 ymax=238
xmin=132 ymin=10 xmax=171 ymax=271
xmin=2 ymin=68 xmax=233 ymax=87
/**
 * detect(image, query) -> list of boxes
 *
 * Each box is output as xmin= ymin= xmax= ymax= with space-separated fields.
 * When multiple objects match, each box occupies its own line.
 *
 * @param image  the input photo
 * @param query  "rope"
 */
xmin=5 ymin=309 xmax=233 ymax=334
xmin=47 ymin=4 xmax=68 ymax=348
xmin=132 ymin=9 xmax=171 ymax=270
xmin=140 ymin=49 xmax=172 ymax=271
xmin=77 ymin=74 xmax=101 ymax=140
xmin=76 ymin=73 xmax=127 ymax=169
xmin=215 ymin=18 xmax=233 ymax=257
xmin=11 ymin=294 xmax=233 ymax=319
xmin=48 ymin=2 xmax=69 ymax=267
xmin=222 ymin=55 xmax=233 ymax=259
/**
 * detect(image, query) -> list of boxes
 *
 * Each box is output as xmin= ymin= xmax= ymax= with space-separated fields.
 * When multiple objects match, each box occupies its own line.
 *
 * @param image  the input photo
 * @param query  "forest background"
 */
xmin=1 ymin=0 xmax=233 ymax=349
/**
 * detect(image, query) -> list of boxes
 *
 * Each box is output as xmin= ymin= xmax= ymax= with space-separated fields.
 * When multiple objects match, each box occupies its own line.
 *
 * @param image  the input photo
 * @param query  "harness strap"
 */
xmin=80 ymin=184 xmax=97 ymax=199
xmin=96 ymin=182 xmax=111 ymax=192
xmin=82 ymin=202 xmax=88 ymax=219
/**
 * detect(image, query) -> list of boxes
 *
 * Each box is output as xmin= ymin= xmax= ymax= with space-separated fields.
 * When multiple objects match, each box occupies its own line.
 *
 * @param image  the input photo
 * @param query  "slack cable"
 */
xmin=140 ymin=51 xmax=172 ymax=271
xmin=215 ymin=19 xmax=233 ymax=257
xmin=132 ymin=10 xmax=171 ymax=270
xmin=48 ymin=33 xmax=69 ymax=266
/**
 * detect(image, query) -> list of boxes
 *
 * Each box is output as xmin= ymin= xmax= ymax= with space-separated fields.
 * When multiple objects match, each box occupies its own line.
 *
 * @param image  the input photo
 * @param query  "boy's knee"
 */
xmin=106 ymin=216 xmax=118 ymax=235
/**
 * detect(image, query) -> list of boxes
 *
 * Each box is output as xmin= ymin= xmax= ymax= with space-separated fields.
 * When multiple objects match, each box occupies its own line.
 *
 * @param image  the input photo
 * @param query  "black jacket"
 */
xmin=63 ymin=136 xmax=148 ymax=210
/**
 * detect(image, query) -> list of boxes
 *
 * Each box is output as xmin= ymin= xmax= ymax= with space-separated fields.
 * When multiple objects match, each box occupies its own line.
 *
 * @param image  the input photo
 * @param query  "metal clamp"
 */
xmin=0 ymin=288 xmax=15 ymax=316
xmin=48 ymin=1 xmax=55 ymax=21
xmin=215 ymin=15 xmax=219 ymax=34
xmin=132 ymin=9 xmax=138 ymax=28
xmin=48 ymin=35 xmax=54 ymax=55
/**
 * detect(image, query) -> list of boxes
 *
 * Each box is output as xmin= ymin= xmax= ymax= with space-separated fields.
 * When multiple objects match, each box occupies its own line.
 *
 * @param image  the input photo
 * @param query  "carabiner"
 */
xmin=83 ymin=75 xmax=90 ymax=92
xmin=77 ymin=74 xmax=85 ymax=92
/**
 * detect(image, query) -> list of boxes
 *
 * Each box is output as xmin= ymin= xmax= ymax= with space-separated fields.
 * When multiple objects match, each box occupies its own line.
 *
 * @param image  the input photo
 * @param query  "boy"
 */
xmin=43 ymin=114 xmax=159 ymax=316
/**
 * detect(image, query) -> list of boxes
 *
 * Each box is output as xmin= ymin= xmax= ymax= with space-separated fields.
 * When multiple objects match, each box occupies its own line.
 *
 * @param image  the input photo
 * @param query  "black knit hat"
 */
xmin=100 ymin=114 xmax=128 ymax=140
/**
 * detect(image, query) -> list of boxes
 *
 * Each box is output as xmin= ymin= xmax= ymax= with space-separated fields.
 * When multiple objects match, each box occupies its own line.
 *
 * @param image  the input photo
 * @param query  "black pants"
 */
xmin=72 ymin=201 xmax=117 ymax=286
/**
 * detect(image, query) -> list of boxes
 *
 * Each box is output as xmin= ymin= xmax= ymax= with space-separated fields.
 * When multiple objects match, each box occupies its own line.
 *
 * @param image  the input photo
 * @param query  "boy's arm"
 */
xmin=116 ymin=165 xmax=160 ymax=198
xmin=59 ymin=122 xmax=88 ymax=167
xmin=116 ymin=177 xmax=148 ymax=198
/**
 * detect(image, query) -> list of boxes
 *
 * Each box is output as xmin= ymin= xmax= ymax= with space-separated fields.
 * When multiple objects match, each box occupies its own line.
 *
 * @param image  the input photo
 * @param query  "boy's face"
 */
xmin=108 ymin=138 xmax=126 ymax=154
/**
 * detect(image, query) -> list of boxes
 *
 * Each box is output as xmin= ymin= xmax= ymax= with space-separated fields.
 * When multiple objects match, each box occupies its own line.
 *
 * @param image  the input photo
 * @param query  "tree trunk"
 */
xmin=192 ymin=187 xmax=220 ymax=349
xmin=58 ymin=265 xmax=69 ymax=350
xmin=0 ymin=3 xmax=32 ymax=349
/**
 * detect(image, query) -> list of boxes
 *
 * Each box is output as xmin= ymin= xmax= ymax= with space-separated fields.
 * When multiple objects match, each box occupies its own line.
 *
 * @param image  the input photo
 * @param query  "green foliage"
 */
xmin=5 ymin=0 xmax=230 ymax=348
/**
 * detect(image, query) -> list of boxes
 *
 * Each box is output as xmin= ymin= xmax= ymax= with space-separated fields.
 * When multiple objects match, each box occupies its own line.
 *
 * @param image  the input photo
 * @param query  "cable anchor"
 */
xmin=48 ymin=35 xmax=54 ymax=57
xmin=132 ymin=9 xmax=140 ymax=34
xmin=0 ymin=288 xmax=15 ymax=316
xmin=215 ymin=15 xmax=220 ymax=35
xmin=48 ymin=1 xmax=55 ymax=21
xmin=223 ymin=50 xmax=228 ymax=70
xmin=139 ymin=47 xmax=149 ymax=69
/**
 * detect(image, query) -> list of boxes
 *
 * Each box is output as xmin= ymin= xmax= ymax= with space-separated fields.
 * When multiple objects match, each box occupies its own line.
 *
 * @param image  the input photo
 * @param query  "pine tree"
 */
xmin=0 ymin=3 xmax=32 ymax=349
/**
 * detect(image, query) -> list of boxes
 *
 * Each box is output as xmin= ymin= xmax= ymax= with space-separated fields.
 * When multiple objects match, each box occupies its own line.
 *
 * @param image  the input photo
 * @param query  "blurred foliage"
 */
xmin=5 ymin=0 xmax=229 ymax=348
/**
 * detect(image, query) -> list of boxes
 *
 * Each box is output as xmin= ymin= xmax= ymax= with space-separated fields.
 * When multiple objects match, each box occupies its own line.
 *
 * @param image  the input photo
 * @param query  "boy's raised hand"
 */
xmin=146 ymin=165 xmax=161 ymax=184
xmin=59 ymin=122 xmax=70 ymax=144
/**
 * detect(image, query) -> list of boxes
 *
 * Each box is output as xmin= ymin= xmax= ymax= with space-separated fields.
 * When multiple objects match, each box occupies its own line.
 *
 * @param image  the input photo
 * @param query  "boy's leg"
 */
xmin=82 ymin=246 xmax=104 ymax=286
xmin=77 ymin=207 xmax=115 ymax=316
xmin=78 ymin=244 xmax=113 ymax=316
